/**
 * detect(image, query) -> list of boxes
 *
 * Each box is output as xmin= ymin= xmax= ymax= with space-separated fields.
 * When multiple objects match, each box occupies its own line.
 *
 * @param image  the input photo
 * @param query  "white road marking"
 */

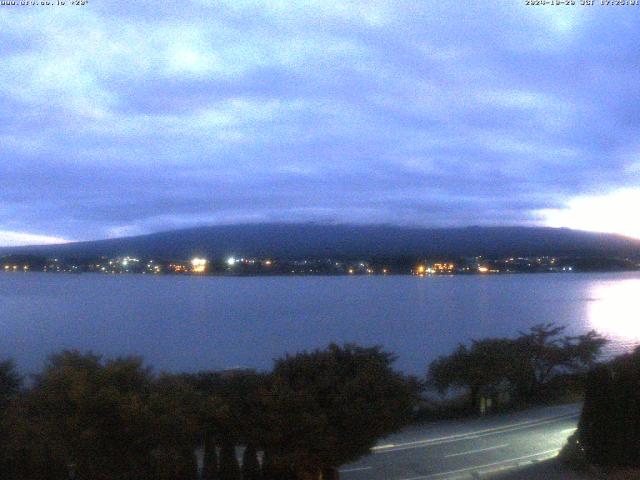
xmin=372 ymin=412 xmax=578 ymax=453
xmin=339 ymin=466 xmax=373 ymax=473
xmin=444 ymin=443 xmax=509 ymax=458
xmin=399 ymin=448 xmax=560 ymax=480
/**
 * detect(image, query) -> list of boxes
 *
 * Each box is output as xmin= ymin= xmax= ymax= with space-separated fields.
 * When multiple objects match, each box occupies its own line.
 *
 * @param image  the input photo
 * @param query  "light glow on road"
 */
xmin=342 ymin=404 xmax=581 ymax=479
xmin=370 ymin=411 xmax=579 ymax=453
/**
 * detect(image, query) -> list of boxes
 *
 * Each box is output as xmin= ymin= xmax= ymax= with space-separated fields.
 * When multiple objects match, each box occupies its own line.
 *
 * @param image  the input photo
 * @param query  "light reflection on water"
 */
xmin=587 ymin=278 xmax=640 ymax=357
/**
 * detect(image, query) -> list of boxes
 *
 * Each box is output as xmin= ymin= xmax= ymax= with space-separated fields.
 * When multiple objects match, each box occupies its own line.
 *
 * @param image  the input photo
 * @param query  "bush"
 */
xmin=577 ymin=347 xmax=640 ymax=467
xmin=0 ymin=343 xmax=418 ymax=479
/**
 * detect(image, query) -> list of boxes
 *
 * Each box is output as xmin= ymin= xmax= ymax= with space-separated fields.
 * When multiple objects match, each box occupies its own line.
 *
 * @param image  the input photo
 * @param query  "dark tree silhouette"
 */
xmin=0 ymin=360 xmax=21 ymax=408
xmin=577 ymin=347 xmax=640 ymax=467
xmin=241 ymin=443 xmax=261 ymax=480
xmin=428 ymin=324 xmax=607 ymax=409
xmin=0 ymin=359 xmax=22 ymax=478
xmin=7 ymin=351 xmax=202 ymax=480
xmin=0 ymin=344 xmax=416 ymax=480
xmin=202 ymin=435 xmax=219 ymax=480
xmin=218 ymin=441 xmax=241 ymax=480
xmin=261 ymin=343 xmax=419 ymax=479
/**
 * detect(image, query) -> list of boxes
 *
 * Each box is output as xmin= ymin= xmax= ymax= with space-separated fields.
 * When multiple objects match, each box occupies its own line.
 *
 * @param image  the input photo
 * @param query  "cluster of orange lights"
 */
xmin=190 ymin=258 xmax=207 ymax=274
xmin=2 ymin=265 xmax=29 ymax=272
xmin=414 ymin=263 xmax=456 ymax=275
xmin=167 ymin=258 xmax=209 ymax=274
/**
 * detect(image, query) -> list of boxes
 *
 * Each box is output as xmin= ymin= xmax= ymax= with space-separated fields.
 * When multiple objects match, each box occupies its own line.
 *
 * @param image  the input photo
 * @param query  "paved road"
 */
xmin=339 ymin=403 xmax=581 ymax=480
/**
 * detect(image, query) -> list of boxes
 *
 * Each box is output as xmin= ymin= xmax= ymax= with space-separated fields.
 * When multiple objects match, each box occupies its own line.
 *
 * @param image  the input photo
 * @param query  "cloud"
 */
xmin=539 ymin=188 xmax=640 ymax=239
xmin=0 ymin=231 xmax=69 ymax=247
xmin=1 ymin=1 xmax=639 ymax=244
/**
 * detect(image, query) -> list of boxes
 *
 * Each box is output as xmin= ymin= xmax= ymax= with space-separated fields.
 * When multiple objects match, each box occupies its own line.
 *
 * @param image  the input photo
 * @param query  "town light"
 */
xmin=191 ymin=257 xmax=207 ymax=273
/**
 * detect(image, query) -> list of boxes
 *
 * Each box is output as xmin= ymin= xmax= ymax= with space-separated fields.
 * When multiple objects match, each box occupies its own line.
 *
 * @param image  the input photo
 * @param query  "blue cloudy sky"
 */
xmin=1 ymin=1 xmax=640 ymax=245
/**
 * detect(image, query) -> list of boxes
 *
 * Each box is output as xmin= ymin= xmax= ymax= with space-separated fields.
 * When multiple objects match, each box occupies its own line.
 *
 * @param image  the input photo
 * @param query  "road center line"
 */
xmin=444 ymin=443 xmax=509 ymax=458
xmin=339 ymin=466 xmax=372 ymax=473
xmin=399 ymin=448 xmax=560 ymax=480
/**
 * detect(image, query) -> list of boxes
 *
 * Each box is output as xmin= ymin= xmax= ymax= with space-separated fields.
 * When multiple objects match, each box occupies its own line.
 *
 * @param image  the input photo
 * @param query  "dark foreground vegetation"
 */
xmin=426 ymin=324 xmax=607 ymax=416
xmin=565 ymin=346 xmax=640 ymax=472
xmin=0 ymin=326 xmax=611 ymax=480
xmin=0 ymin=345 xmax=419 ymax=480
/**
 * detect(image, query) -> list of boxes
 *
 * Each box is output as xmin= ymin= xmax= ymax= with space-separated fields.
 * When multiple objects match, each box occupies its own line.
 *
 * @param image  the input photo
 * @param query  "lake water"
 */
xmin=1 ymin=272 xmax=639 ymax=375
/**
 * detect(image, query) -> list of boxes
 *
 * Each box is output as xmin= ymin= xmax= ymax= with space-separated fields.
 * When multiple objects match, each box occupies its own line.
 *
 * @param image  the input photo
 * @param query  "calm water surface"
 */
xmin=1 ymin=272 xmax=639 ymax=374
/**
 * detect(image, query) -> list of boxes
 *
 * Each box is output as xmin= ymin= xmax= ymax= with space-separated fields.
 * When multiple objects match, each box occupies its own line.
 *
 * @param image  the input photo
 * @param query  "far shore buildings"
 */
xmin=0 ymin=251 xmax=623 ymax=276
xmin=412 ymin=262 xmax=456 ymax=276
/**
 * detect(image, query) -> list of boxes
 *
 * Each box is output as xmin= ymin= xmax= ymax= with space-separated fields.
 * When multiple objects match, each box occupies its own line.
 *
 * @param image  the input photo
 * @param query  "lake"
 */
xmin=1 ymin=271 xmax=639 ymax=374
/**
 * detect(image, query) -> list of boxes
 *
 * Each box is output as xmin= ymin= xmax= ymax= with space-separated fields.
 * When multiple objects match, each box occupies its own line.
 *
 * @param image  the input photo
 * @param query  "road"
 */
xmin=339 ymin=403 xmax=581 ymax=480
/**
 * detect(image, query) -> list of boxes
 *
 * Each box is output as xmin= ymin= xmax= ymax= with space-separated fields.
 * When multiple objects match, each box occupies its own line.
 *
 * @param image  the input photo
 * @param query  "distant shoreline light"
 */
xmin=0 ymin=230 xmax=69 ymax=247
xmin=190 ymin=257 xmax=208 ymax=274
xmin=539 ymin=188 xmax=640 ymax=240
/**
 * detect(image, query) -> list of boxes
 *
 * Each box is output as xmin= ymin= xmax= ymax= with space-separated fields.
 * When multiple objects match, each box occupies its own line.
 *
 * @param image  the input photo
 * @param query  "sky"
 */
xmin=1 ymin=1 xmax=640 ymax=246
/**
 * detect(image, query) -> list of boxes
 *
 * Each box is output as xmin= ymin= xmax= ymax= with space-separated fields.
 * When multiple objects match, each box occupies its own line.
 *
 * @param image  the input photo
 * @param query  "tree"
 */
xmin=241 ymin=443 xmax=261 ymax=480
xmin=202 ymin=435 xmax=219 ymax=480
xmin=16 ymin=351 xmax=202 ymax=480
xmin=184 ymin=369 xmax=269 ymax=480
xmin=24 ymin=351 xmax=158 ymax=480
xmin=218 ymin=441 xmax=241 ymax=480
xmin=261 ymin=449 xmax=299 ymax=480
xmin=260 ymin=450 xmax=277 ymax=480
xmin=428 ymin=339 xmax=518 ymax=410
xmin=149 ymin=374 xmax=202 ymax=480
xmin=185 ymin=370 xmax=268 ymax=446
xmin=577 ymin=347 xmax=640 ymax=467
xmin=577 ymin=365 xmax=613 ymax=465
xmin=0 ymin=359 xmax=22 ymax=478
xmin=427 ymin=324 xmax=607 ymax=409
xmin=260 ymin=344 xmax=419 ymax=479
xmin=0 ymin=360 xmax=21 ymax=409
xmin=514 ymin=324 xmax=606 ymax=399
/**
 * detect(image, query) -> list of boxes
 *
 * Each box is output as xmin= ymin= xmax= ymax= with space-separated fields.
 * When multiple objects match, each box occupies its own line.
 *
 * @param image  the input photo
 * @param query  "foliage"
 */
xmin=0 ymin=344 xmax=419 ymax=479
xmin=202 ymin=434 xmax=219 ymax=480
xmin=241 ymin=443 xmax=261 ymax=480
xmin=261 ymin=449 xmax=299 ymax=480
xmin=577 ymin=347 xmax=640 ymax=467
xmin=218 ymin=441 xmax=241 ymax=480
xmin=260 ymin=343 xmax=420 ymax=479
xmin=183 ymin=370 xmax=268 ymax=445
xmin=0 ymin=359 xmax=22 ymax=478
xmin=148 ymin=374 xmax=202 ymax=480
xmin=427 ymin=324 xmax=607 ymax=408
xmin=4 ymin=351 xmax=203 ymax=480
xmin=514 ymin=324 xmax=606 ymax=398
xmin=0 ymin=359 xmax=21 ymax=407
